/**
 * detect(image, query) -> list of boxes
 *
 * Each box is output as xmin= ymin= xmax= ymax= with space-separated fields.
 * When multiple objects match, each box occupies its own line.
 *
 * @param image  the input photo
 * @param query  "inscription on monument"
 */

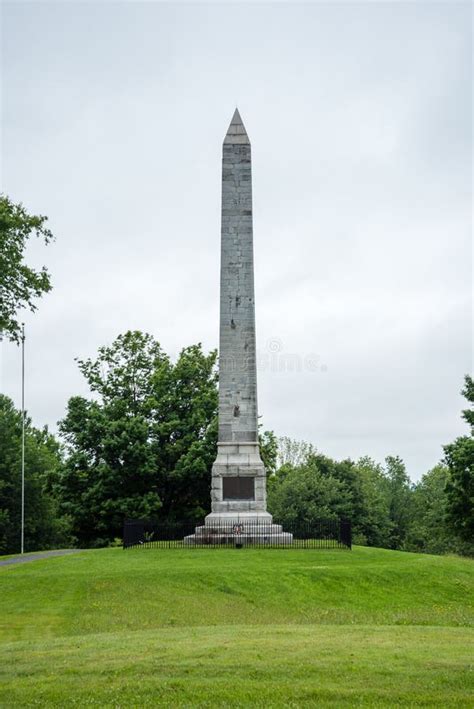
xmin=223 ymin=477 xmax=255 ymax=501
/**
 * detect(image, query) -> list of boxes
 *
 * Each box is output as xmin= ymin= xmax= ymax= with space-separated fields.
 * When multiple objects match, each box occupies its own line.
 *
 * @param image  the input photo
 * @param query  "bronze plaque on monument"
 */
xmin=223 ymin=477 xmax=255 ymax=501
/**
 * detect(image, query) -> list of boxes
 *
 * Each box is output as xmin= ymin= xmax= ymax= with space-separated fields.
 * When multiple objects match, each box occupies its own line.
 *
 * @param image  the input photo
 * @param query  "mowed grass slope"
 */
xmin=0 ymin=546 xmax=473 ymax=707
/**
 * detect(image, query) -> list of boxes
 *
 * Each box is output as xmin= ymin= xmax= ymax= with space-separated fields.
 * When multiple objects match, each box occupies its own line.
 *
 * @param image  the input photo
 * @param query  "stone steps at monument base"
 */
xmin=194 ymin=523 xmax=283 ymax=534
xmin=183 ymin=527 xmax=294 ymax=545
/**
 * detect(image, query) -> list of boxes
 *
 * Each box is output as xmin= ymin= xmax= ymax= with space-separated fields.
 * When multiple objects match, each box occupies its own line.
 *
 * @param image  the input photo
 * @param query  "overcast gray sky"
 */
xmin=1 ymin=1 xmax=472 ymax=480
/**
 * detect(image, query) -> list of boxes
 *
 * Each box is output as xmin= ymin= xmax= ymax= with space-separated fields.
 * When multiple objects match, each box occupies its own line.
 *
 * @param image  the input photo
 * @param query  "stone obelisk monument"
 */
xmin=187 ymin=109 xmax=291 ymax=543
xmin=206 ymin=107 xmax=269 ymax=526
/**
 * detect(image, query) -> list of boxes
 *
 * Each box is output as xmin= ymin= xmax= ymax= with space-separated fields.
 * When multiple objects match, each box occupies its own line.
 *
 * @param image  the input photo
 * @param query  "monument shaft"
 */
xmin=209 ymin=109 xmax=267 ymax=520
xmin=185 ymin=110 xmax=292 ymax=542
xmin=219 ymin=111 xmax=258 ymax=444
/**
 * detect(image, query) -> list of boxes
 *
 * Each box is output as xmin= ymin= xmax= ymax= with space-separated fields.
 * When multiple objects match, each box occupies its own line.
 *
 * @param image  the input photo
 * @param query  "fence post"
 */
xmin=340 ymin=519 xmax=352 ymax=550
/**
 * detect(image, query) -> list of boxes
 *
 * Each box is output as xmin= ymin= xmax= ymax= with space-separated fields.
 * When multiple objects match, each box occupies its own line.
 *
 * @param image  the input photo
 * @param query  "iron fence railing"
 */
xmin=123 ymin=518 xmax=351 ymax=550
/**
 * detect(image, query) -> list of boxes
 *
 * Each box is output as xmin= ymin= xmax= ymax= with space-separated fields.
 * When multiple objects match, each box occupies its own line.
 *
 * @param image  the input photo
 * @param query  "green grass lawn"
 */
xmin=0 ymin=546 xmax=472 ymax=707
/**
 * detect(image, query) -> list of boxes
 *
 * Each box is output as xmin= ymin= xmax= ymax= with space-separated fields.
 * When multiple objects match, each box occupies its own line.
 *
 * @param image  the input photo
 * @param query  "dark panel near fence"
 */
xmin=123 ymin=518 xmax=351 ymax=550
xmin=222 ymin=476 xmax=255 ymax=500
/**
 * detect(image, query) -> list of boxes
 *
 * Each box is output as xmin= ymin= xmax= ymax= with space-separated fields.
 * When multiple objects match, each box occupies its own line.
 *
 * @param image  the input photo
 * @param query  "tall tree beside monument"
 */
xmin=57 ymin=332 xmax=218 ymax=546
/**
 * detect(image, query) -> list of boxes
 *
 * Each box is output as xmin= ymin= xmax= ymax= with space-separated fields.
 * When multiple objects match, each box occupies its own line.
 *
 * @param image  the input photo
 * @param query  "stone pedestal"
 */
xmin=184 ymin=441 xmax=293 ymax=545
xmin=210 ymin=442 xmax=267 ymax=514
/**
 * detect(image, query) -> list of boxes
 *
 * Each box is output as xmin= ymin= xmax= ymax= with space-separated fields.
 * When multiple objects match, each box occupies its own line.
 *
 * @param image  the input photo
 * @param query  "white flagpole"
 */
xmin=21 ymin=323 xmax=25 ymax=555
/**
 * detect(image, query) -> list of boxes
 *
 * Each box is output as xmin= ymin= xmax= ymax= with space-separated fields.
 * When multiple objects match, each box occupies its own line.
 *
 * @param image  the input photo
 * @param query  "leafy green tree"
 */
xmin=383 ymin=455 xmax=413 ymax=549
xmin=273 ymin=449 xmax=379 ymax=544
xmin=277 ymin=436 xmax=316 ymax=468
xmin=0 ymin=195 xmax=54 ymax=342
xmin=0 ymin=395 xmax=71 ymax=554
xmin=444 ymin=375 xmax=474 ymax=544
xmin=267 ymin=454 xmax=353 ymax=526
xmin=461 ymin=375 xmax=474 ymax=428
xmin=259 ymin=429 xmax=278 ymax=476
xmin=404 ymin=464 xmax=461 ymax=554
xmin=352 ymin=457 xmax=393 ymax=547
xmin=57 ymin=332 xmax=218 ymax=546
xmin=316 ymin=455 xmax=368 ymax=538
xmin=270 ymin=431 xmax=472 ymax=554
xmin=269 ymin=439 xmax=417 ymax=550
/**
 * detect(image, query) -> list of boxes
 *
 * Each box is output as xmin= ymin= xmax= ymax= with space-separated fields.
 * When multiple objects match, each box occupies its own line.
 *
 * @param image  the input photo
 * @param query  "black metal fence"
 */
xmin=123 ymin=518 xmax=351 ymax=550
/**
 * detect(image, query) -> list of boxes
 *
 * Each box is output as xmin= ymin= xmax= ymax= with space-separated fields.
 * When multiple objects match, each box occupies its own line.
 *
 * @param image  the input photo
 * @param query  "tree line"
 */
xmin=0 ymin=330 xmax=472 ymax=556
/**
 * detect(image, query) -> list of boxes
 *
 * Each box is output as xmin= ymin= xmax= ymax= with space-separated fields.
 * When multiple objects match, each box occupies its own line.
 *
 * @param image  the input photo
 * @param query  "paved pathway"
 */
xmin=0 ymin=549 xmax=80 ymax=567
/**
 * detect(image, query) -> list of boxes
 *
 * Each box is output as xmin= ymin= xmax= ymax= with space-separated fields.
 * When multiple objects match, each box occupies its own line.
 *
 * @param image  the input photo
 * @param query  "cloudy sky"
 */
xmin=1 ymin=1 xmax=471 ymax=480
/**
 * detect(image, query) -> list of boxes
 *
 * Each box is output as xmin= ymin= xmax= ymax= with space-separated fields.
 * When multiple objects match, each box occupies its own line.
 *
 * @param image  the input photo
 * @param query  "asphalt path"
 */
xmin=0 ymin=549 xmax=80 ymax=567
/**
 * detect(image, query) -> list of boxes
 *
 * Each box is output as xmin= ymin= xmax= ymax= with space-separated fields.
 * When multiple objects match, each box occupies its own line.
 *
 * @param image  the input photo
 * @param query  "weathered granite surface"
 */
xmin=186 ymin=110 xmax=292 ymax=544
xmin=211 ymin=109 xmax=267 ymax=518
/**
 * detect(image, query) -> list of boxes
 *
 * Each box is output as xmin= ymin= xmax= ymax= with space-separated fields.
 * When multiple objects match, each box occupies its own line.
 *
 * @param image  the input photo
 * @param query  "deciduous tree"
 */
xmin=57 ymin=331 xmax=218 ymax=545
xmin=0 ymin=395 xmax=70 ymax=554
xmin=404 ymin=465 xmax=459 ymax=554
xmin=383 ymin=455 xmax=413 ymax=549
xmin=0 ymin=195 xmax=54 ymax=342
xmin=267 ymin=454 xmax=353 ymax=527
xmin=444 ymin=375 xmax=474 ymax=545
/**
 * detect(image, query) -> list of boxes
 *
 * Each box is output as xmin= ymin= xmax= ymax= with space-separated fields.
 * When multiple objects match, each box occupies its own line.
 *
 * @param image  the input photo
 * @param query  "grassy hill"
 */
xmin=0 ymin=546 xmax=472 ymax=707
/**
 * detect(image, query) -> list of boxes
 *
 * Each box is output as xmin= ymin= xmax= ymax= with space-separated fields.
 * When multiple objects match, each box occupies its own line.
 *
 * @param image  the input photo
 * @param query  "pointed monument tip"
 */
xmin=231 ymin=107 xmax=243 ymax=124
xmin=224 ymin=107 xmax=250 ymax=145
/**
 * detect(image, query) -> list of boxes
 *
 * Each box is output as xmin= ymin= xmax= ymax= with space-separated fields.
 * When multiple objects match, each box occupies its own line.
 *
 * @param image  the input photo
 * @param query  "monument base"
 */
xmin=184 ymin=511 xmax=293 ymax=546
xmin=205 ymin=511 xmax=273 ymax=525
